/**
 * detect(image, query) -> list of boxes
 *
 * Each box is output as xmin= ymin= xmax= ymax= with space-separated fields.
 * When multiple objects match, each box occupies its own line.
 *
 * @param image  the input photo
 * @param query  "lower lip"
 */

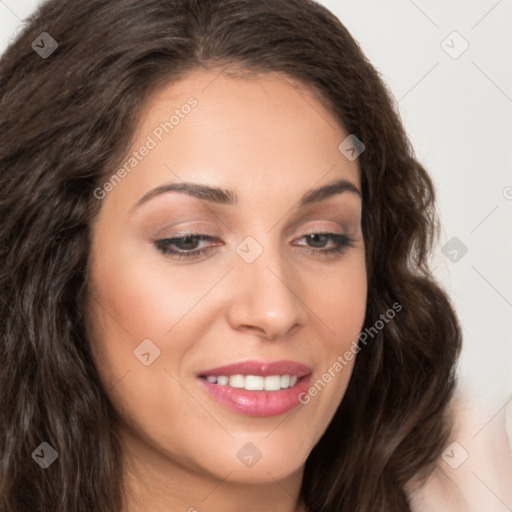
xmin=197 ymin=376 xmax=311 ymax=417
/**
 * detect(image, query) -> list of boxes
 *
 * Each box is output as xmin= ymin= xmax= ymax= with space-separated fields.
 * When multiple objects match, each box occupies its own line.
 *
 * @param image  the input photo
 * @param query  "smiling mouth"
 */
xmin=198 ymin=374 xmax=305 ymax=391
xmin=196 ymin=360 xmax=313 ymax=416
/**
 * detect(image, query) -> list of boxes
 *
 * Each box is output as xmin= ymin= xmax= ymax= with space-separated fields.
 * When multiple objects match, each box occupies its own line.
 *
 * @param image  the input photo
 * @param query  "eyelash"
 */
xmin=154 ymin=231 xmax=355 ymax=260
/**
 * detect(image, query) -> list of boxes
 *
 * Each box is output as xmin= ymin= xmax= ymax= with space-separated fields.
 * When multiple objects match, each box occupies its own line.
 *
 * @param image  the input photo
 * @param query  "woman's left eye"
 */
xmin=154 ymin=232 xmax=355 ymax=260
xmin=292 ymin=232 xmax=355 ymax=256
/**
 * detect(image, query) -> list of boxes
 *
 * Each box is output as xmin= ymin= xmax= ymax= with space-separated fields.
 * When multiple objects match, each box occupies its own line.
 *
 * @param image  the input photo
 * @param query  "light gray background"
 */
xmin=1 ymin=0 xmax=511 ymax=409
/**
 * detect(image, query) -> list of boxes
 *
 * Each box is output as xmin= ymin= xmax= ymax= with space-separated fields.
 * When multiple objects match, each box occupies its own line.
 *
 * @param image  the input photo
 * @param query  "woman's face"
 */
xmin=86 ymin=68 xmax=367 ymax=492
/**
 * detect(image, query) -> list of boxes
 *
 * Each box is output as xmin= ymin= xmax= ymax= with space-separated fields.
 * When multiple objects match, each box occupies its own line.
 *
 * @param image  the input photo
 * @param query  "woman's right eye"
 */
xmin=154 ymin=234 xmax=221 ymax=260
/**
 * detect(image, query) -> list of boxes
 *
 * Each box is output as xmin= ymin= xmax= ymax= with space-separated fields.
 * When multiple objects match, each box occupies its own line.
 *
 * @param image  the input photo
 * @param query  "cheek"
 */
xmin=306 ymin=252 xmax=367 ymax=348
xmin=89 ymin=249 xmax=213 ymax=339
xmin=299 ymin=252 xmax=367 ymax=412
xmin=85 ymin=252 xmax=180 ymax=388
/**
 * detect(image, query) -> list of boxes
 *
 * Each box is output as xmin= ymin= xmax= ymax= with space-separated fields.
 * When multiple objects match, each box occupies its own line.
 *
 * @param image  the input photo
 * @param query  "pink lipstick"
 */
xmin=196 ymin=360 xmax=312 ymax=417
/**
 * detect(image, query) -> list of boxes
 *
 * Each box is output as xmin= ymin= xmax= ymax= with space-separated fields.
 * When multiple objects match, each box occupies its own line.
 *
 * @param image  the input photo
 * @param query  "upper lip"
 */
xmin=198 ymin=360 xmax=312 ymax=378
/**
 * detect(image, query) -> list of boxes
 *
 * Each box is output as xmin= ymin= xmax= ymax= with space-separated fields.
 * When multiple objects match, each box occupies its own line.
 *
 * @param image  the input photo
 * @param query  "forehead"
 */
xmin=107 ymin=68 xmax=360 ymax=209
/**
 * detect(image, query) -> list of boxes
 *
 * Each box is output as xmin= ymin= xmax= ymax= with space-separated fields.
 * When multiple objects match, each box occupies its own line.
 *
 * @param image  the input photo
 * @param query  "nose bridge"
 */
xmin=227 ymin=235 xmax=306 ymax=338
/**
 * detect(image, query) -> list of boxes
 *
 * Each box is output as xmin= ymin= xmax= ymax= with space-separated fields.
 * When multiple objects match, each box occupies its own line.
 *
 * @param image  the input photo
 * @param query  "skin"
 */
xmin=85 ymin=68 xmax=367 ymax=512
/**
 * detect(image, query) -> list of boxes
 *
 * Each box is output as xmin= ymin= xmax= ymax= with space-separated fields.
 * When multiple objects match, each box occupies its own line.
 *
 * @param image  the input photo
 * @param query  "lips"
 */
xmin=196 ymin=360 xmax=313 ymax=417
xmin=198 ymin=360 xmax=312 ymax=378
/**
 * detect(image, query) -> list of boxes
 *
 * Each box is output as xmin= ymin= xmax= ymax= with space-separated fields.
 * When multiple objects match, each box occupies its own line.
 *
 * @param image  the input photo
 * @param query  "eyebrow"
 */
xmin=129 ymin=178 xmax=361 ymax=213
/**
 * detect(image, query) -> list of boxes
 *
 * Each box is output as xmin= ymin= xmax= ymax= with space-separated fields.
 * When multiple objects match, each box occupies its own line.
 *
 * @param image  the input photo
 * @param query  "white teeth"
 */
xmin=217 ymin=375 xmax=229 ymax=386
xmin=228 ymin=375 xmax=245 ymax=388
xmin=264 ymin=375 xmax=281 ymax=391
xmin=204 ymin=374 xmax=300 ymax=391
xmin=245 ymin=375 xmax=264 ymax=390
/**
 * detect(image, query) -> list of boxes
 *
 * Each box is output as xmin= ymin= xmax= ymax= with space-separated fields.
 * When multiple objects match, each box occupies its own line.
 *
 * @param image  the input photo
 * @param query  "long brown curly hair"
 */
xmin=0 ymin=0 xmax=462 ymax=510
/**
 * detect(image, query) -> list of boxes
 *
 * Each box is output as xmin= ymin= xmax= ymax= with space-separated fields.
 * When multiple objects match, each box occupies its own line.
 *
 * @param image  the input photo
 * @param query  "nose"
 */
xmin=225 ymin=248 xmax=307 ymax=340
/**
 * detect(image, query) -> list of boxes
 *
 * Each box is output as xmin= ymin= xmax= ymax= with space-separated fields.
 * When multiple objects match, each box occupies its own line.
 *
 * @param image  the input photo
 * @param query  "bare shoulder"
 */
xmin=406 ymin=387 xmax=512 ymax=512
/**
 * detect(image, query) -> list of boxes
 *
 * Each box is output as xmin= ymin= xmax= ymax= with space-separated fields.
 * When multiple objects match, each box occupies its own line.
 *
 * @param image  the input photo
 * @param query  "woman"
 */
xmin=0 ymin=0 xmax=485 ymax=510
